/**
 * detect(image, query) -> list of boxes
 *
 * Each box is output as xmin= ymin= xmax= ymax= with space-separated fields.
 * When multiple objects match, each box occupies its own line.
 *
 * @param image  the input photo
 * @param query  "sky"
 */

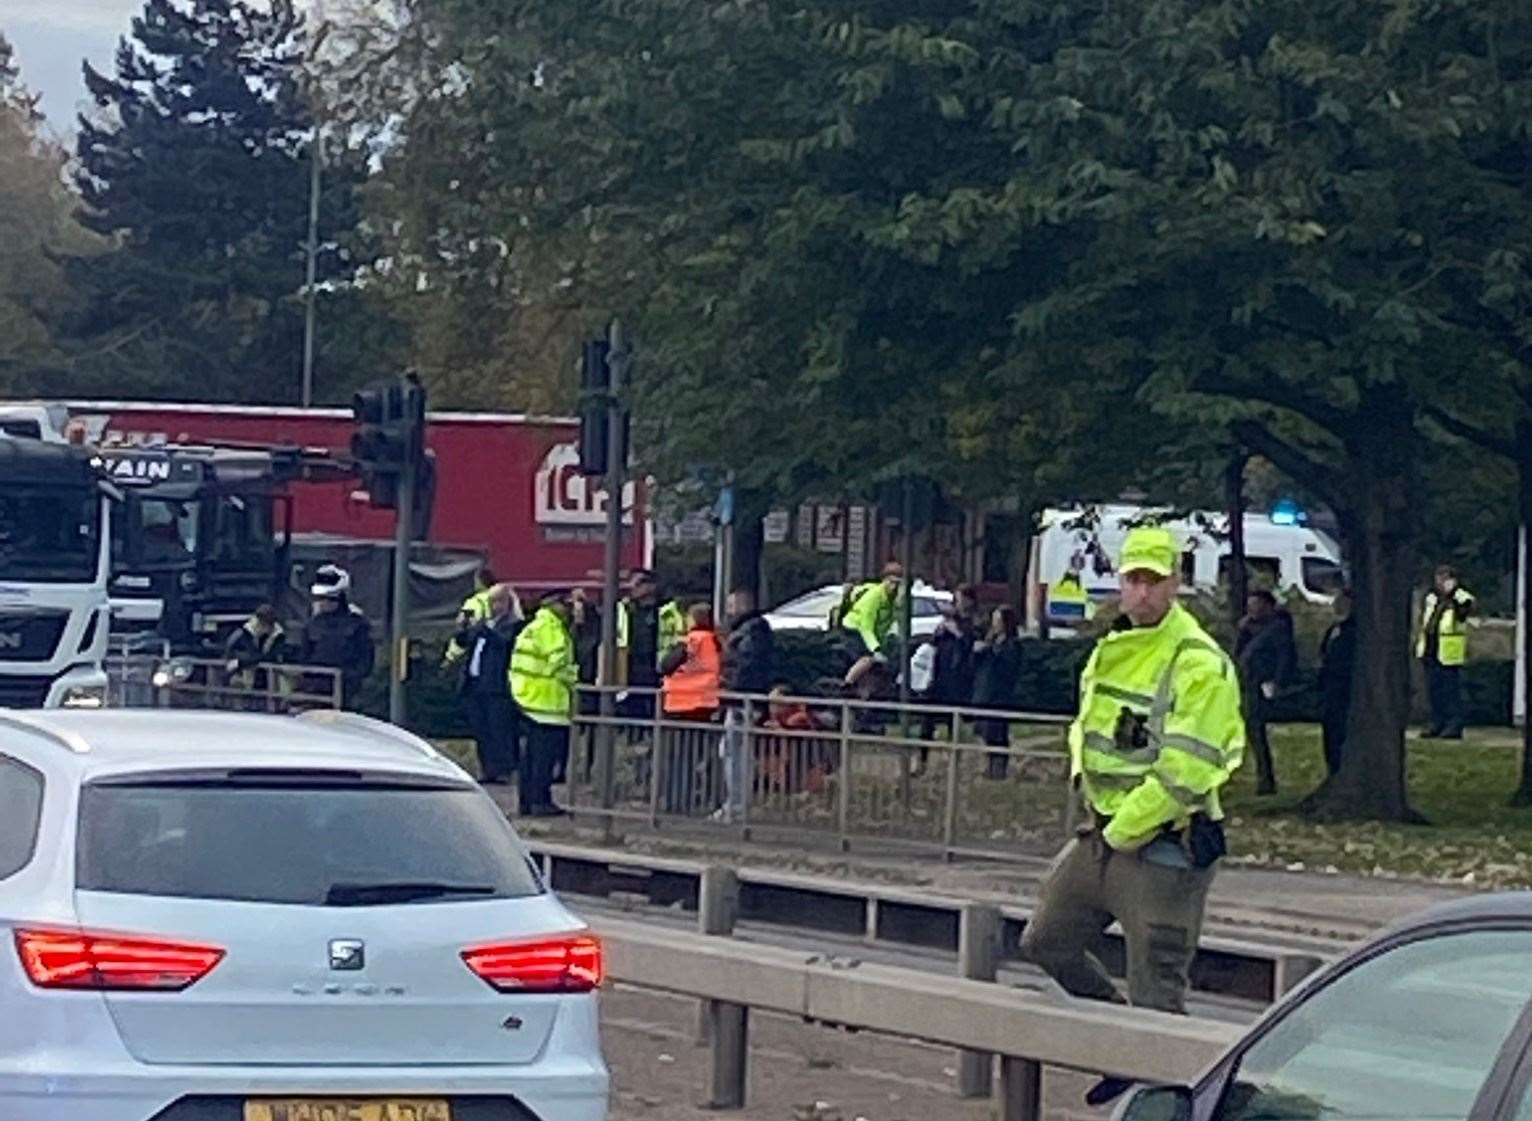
xmin=4 ymin=0 xmax=145 ymax=132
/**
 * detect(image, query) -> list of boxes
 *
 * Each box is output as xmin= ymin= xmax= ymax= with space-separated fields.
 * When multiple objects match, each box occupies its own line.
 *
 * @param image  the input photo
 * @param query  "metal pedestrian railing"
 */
xmin=104 ymin=654 xmax=344 ymax=713
xmin=565 ymin=685 xmax=1074 ymax=860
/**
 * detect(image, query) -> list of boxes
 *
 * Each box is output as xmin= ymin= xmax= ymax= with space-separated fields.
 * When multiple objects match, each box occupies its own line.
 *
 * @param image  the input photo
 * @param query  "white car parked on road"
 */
xmin=764 ymin=582 xmax=954 ymax=639
xmin=0 ymin=707 xmax=608 ymax=1121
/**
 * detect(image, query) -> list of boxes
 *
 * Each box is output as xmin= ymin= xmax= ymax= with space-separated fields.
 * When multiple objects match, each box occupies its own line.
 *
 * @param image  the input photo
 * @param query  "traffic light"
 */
xmin=350 ymin=375 xmax=428 ymax=512
xmin=578 ymin=340 xmax=611 ymax=476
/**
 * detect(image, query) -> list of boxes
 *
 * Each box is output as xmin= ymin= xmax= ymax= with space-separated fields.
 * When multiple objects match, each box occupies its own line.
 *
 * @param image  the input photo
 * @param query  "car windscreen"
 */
xmin=775 ymin=589 xmax=840 ymax=617
xmin=76 ymin=772 xmax=542 ymax=905
xmin=0 ymin=487 xmax=100 ymax=583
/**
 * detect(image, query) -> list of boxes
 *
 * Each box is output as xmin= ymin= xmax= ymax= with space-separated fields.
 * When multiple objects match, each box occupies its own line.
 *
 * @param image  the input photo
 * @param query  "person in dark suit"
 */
xmin=457 ymin=584 xmax=524 ymax=784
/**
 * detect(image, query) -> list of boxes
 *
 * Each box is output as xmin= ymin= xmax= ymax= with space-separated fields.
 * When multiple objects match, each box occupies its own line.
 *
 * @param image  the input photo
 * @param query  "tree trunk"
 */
xmin=1302 ymin=394 xmax=1420 ymax=821
xmin=1509 ymin=442 xmax=1532 ymax=806
xmin=1225 ymin=448 xmax=1249 ymax=630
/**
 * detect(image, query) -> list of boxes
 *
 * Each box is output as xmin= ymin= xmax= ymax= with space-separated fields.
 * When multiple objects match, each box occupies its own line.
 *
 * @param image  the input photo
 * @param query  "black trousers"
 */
xmin=1425 ymin=661 xmax=1465 ymax=735
xmin=465 ymin=693 xmax=520 ymax=780
xmin=521 ymin=721 xmax=570 ymax=814
xmin=1244 ymin=691 xmax=1277 ymax=790
xmin=1320 ymin=702 xmax=1347 ymax=777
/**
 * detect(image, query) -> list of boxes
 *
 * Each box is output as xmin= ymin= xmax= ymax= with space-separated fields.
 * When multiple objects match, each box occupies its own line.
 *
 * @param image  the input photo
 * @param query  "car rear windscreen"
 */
xmin=76 ymin=774 xmax=542 ymax=905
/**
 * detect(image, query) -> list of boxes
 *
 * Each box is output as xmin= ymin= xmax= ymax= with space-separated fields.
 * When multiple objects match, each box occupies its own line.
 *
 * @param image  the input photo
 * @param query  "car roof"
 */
xmin=0 ymin=709 xmax=464 ymax=781
xmin=1378 ymin=891 xmax=1532 ymax=940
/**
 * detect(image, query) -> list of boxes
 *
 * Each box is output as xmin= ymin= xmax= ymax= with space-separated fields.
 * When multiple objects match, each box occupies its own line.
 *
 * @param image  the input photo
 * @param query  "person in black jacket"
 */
xmin=973 ymin=606 xmax=1023 ymax=779
xmin=1318 ymin=587 xmax=1357 ymax=778
xmin=916 ymin=587 xmax=979 ymax=772
xmin=223 ymin=604 xmax=287 ymax=710
xmin=1235 ymin=589 xmax=1297 ymax=795
xmin=299 ymin=565 xmax=375 ymax=709
xmin=458 ymin=584 xmax=525 ymax=784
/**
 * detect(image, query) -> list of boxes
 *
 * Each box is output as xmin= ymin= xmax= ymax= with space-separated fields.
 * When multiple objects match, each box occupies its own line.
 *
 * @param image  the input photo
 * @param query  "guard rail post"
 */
xmin=708 ymin=1000 xmax=750 ymax=1109
xmin=999 ymin=1056 xmax=1042 ymax=1121
xmin=942 ymin=708 xmax=961 ymax=860
xmin=648 ymin=697 xmax=664 ymax=828
xmin=957 ymin=903 xmax=1000 ymax=1099
xmin=697 ymin=864 xmax=740 ymax=1045
xmin=836 ymin=701 xmax=852 ymax=852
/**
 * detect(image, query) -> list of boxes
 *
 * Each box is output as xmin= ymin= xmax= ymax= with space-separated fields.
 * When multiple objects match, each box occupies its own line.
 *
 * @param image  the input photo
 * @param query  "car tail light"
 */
xmin=462 ymin=932 xmax=603 ymax=993
xmin=15 ymin=928 xmax=226 ymax=991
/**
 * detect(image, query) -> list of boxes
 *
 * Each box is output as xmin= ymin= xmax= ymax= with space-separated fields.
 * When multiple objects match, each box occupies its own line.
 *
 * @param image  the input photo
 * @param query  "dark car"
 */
xmin=1117 ymin=893 xmax=1532 ymax=1121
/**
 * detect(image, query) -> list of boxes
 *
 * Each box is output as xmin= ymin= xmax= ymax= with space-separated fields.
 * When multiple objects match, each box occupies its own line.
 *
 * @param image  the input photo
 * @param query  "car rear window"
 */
xmin=76 ymin=773 xmax=542 ymax=905
xmin=0 ymin=755 xmax=44 ymax=880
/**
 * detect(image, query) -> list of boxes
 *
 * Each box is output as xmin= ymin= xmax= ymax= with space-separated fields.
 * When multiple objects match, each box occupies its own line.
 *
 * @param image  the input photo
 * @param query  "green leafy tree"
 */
xmin=66 ymin=0 xmax=401 ymax=403
xmin=0 ymin=31 xmax=103 ymax=390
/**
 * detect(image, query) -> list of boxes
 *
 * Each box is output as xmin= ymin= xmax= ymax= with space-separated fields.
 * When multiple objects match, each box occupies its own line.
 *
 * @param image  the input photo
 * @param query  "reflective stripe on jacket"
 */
xmin=1068 ymin=603 xmax=1245 ymax=851
xmin=1415 ymin=587 xmax=1473 ymax=667
xmin=841 ymin=583 xmax=894 ymax=654
xmin=510 ymin=607 xmax=577 ymax=725
xmin=662 ymin=628 xmax=722 ymax=714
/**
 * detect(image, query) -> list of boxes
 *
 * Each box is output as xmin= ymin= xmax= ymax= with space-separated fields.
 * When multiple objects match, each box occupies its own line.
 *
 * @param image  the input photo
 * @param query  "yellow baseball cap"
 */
xmin=1119 ymin=526 xmax=1178 ymax=578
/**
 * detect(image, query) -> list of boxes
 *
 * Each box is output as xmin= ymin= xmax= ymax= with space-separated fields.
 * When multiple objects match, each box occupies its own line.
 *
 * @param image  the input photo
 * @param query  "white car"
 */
xmin=765 ymin=582 xmax=954 ymax=639
xmin=0 ymin=707 xmax=608 ymax=1121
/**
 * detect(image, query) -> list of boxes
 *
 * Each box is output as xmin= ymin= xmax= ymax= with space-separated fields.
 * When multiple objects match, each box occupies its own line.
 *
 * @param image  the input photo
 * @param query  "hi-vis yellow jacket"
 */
xmin=1069 ymin=603 xmax=1245 ymax=851
xmin=511 ymin=607 xmax=577 ymax=726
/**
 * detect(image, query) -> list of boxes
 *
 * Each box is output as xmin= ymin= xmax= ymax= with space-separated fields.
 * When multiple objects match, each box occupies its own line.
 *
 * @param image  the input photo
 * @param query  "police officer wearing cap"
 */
xmin=1020 ymin=526 xmax=1244 ymax=1098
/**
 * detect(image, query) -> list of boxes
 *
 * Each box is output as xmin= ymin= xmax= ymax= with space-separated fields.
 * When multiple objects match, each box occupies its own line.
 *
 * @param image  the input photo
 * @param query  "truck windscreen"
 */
xmin=0 ymin=488 xmax=100 ymax=583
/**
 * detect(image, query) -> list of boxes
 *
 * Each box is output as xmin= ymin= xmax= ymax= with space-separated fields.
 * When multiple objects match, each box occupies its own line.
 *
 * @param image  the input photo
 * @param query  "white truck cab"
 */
xmin=0 ymin=436 xmax=113 ymax=708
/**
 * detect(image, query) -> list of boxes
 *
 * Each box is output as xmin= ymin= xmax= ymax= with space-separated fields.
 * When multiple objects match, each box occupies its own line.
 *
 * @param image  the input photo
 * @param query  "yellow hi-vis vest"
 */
xmin=1048 ymin=573 xmax=1092 ymax=623
xmin=1415 ymin=587 xmax=1473 ymax=667
xmin=444 ymin=588 xmax=494 ymax=664
xmin=511 ymin=607 xmax=577 ymax=725
xmin=841 ymin=582 xmax=895 ymax=654
xmin=1069 ymin=602 xmax=1245 ymax=851
xmin=617 ymin=600 xmax=686 ymax=660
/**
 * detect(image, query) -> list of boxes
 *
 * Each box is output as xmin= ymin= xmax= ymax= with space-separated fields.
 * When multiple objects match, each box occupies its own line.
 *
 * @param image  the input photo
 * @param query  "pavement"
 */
xmin=505 ymin=811 xmax=1470 ymax=945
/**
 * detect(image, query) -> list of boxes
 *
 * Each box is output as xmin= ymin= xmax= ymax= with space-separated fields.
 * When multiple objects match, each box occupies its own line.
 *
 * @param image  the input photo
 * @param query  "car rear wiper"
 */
xmin=324 ymin=881 xmax=499 ymax=906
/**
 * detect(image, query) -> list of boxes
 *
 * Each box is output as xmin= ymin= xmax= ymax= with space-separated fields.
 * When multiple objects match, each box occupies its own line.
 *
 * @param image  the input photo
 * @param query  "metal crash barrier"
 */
xmin=598 ymin=914 xmax=1239 ymax=1118
xmin=105 ymin=654 xmax=343 ymax=712
xmin=566 ymin=685 xmax=1075 ymax=861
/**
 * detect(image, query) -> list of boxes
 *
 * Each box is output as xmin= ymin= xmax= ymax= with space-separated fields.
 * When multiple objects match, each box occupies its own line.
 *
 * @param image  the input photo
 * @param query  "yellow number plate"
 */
xmin=244 ymin=1101 xmax=450 ymax=1121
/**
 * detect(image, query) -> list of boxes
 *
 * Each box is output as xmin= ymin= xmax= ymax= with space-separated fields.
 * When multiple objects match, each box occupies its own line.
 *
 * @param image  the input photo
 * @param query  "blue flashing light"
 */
xmin=1270 ymin=499 xmax=1307 ymax=526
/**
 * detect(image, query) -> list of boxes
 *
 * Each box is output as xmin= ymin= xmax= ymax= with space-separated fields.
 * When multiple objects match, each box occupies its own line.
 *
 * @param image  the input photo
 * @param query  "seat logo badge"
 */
xmin=329 ymin=939 xmax=365 ymax=971
xmin=502 ymin=1015 xmax=524 ymax=1031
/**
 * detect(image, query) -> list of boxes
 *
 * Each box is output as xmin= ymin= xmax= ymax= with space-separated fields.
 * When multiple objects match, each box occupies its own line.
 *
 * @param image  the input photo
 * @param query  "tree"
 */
xmin=928 ymin=0 xmax=1532 ymax=821
xmin=0 ymin=31 xmax=102 ymax=391
xmin=66 ymin=0 xmax=402 ymax=404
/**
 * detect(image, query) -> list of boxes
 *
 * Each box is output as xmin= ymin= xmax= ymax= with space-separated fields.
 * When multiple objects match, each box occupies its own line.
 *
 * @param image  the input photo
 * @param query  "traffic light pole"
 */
xmin=596 ymin=321 xmax=629 ymax=834
xmin=389 ymin=432 xmax=415 ymax=725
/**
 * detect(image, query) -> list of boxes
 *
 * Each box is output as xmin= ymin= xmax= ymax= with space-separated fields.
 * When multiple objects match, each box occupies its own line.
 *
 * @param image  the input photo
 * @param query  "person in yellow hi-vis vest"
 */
xmin=1416 ymin=564 xmax=1474 ymax=740
xmin=442 ymin=568 xmax=500 ymax=666
xmin=510 ymin=589 xmax=577 ymax=818
xmin=1020 ymin=526 xmax=1244 ymax=1108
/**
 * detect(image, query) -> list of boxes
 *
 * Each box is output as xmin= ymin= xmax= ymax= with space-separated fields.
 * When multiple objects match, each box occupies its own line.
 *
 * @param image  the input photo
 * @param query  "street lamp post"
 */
xmin=301 ymin=3 xmax=329 ymax=409
xmin=302 ymin=127 xmax=321 ymax=409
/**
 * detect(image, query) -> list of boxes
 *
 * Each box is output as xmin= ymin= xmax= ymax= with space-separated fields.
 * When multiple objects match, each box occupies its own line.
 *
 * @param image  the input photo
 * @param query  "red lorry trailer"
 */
xmin=57 ymin=401 xmax=652 ymax=593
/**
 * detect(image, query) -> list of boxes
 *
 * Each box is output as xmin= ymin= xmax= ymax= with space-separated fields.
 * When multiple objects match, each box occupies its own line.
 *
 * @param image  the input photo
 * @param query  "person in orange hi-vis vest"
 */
xmin=658 ymin=603 xmax=722 ymax=813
